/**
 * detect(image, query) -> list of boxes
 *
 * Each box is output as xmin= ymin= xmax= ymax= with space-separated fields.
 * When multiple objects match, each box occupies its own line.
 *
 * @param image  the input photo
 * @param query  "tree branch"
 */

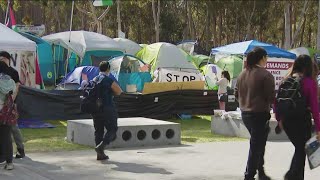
xmin=98 ymin=6 xmax=111 ymax=20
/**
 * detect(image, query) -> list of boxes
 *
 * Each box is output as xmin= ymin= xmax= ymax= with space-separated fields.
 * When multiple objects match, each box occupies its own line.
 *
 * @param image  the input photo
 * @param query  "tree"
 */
xmin=152 ymin=0 xmax=160 ymax=42
xmin=317 ymin=0 xmax=320 ymax=49
xmin=284 ymin=1 xmax=291 ymax=49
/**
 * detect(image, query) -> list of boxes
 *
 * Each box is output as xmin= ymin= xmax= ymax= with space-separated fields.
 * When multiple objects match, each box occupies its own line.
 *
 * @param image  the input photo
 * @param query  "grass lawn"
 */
xmin=20 ymin=116 xmax=243 ymax=153
xmin=20 ymin=120 xmax=90 ymax=153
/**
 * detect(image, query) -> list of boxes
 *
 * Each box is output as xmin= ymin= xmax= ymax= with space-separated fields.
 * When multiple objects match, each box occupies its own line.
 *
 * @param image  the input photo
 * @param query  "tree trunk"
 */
xmin=152 ymin=0 xmax=160 ymax=42
xmin=308 ymin=22 xmax=312 ymax=47
xmin=117 ymin=0 xmax=121 ymax=37
xmin=212 ymin=15 xmax=216 ymax=47
xmin=317 ymin=0 xmax=320 ymax=49
xmin=291 ymin=0 xmax=309 ymax=48
xmin=299 ymin=15 xmax=306 ymax=47
xmin=284 ymin=2 xmax=291 ymax=49
xmin=244 ymin=1 xmax=256 ymax=40
xmin=218 ymin=13 xmax=222 ymax=46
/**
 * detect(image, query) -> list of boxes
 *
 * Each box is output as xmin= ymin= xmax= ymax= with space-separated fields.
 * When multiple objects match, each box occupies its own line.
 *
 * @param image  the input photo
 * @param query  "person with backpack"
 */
xmin=81 ymin=61 xmax=122 ymax=160
xmin=0 ymin=51 xmax=25 ymax=159
xmin=235 ymin=47 xmax=275 ymax=180
xmin=0 ymin=61 xmax=17 ymax=170
xmin=275 ymin=55 xmax=320 ymax=180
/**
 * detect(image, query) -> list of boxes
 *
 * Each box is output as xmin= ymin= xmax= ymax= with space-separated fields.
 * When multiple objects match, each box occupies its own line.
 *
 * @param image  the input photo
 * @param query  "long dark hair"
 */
xmin=0 ymin=61 xmax=9 ymax=74
xmin=222 ymin=71 xmax=231 ymax=82
xmin=289 ymin=55 xmax=313 ymax=78
xmin=246 ymin=47 xmax=267 ymax=69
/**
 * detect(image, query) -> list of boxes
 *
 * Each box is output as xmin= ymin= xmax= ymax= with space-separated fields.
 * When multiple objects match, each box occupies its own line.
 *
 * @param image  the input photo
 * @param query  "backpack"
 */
xmin=275 ymin=76 xmax=307 ymax=119
xmin=80 ymin=75 xmax=105 ymax=114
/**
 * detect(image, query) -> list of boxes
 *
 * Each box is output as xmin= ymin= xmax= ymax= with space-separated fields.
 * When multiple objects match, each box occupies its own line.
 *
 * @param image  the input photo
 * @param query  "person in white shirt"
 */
xmin=216 ymin=71 xmax=230 ymax=110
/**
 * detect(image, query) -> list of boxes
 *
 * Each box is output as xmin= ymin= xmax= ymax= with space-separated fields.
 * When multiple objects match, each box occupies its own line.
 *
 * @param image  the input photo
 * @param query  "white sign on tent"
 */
xmin=159 ymin=68 xmax=203 ymax=83
xmin=244 ymin=57 xmax=294 ymax=89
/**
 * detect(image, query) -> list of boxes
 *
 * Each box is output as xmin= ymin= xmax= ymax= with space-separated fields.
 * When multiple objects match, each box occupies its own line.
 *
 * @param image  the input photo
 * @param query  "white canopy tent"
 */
xmin=0 ymin=23 xmax=36 ymax=51
xmin=113 ymin=38 xmax=142 ymax=55
xmin=42 ymin=31 xmax=124 ymax=58
xmin=0 ymin=23 xmax=39 ymax=88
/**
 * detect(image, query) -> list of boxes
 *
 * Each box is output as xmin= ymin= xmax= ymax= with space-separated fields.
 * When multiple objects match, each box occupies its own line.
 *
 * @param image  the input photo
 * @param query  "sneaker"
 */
xmin=97 ymin=153 xmax=109 ymax=161
xmin=4 ymin=163 xmax=14 ymax=170
xmin=259 ymin=172 xmax=272 ymax=180
xmin=15 ymin=148 xmax=25 ymax=159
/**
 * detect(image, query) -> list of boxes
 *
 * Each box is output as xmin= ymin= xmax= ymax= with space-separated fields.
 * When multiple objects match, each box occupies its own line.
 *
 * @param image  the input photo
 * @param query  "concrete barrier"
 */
xmin=67 ymin=117 xmax=181 ymax=148
xmin=211 ymin=111 xmax=289 ymax=141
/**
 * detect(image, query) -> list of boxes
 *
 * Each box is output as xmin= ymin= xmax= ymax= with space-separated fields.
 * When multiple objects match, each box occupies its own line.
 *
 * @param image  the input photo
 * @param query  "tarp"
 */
xmin=0 ymin=23 xmax=36 ymax=51
xmin=113 ymin=38 xmax=142 ymax=55
xmin=16 ymin=86 xmax=239 ymax=120
xmin=136 ymin=42 xmax=199 ymax=74
xmin=42 ymin=31 xmax=124 ymax=58
xmin=211 ymin=40 xmax=296 ymax=59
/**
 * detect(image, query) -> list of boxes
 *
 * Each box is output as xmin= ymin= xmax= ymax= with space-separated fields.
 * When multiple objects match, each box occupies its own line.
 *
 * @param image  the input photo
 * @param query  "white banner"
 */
xmin=265 ymin=58 xmax=294 ymax=89
xmin=159 ymin=68 xmax=203 ymax=82
xmin=5 ymin=50 xmax=36 ymax=88
xmin=243 ymin=57 xmax=294 ymax=90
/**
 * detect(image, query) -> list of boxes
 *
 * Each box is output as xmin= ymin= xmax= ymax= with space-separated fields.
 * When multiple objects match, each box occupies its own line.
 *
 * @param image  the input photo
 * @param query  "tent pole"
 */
xmin=69 ymin=0 xmax=75 ymax=42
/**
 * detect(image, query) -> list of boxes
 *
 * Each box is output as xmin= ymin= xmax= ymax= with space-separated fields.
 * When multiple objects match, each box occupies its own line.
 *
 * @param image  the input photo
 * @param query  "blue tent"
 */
xmin=19 ymin=32 xmax=55 ymax=84
xmin=211 ymin=40 xmax=296 ymax=59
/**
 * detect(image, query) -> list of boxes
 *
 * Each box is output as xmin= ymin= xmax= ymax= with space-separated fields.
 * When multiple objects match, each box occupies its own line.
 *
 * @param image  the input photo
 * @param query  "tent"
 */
xmin=289 ymin=47 xmax=320 ymax=58
xmin=200 ymin=64 xmax=222 ymax=90
xmin=192 ymin=54 xmax=214 ymax=68
xmin=109 ymin=55 xmax=151 ymax=92
xmin=19 ymin=32 xmax=55 ymax=85
xmin=113 ymin=38 xmax=142 ymax=55
xmin=136 ymin=42 xmax=199 ymax=74
xmin=42 ymin=31 xmax=124 ymax=71
xmin=59 ymin=55 xmax=151 ymax=92
xmin=0 ymin=23 xmax=42 ymax=88
xmin=211 ymin=40 xmax=296 ymax=59
xmin=177 ymin=40 xmax=196 ymax=54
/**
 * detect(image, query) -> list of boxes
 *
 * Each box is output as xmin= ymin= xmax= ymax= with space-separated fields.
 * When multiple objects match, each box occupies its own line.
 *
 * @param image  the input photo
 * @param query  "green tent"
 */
xmin=215 ymin=55 xmax=243 ymax=79
xmin=192 ymin=55 xmax=215 ymax=68
xmin=136 ymin=42 xmax=197 ymax=74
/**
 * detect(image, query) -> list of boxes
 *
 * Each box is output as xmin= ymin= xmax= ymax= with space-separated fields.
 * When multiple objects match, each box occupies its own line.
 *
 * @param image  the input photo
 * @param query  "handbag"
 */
xmin=218 ymin=93 xmax=228 ymax=102
xmin=0 ymin=94 xmax=17 ymax=125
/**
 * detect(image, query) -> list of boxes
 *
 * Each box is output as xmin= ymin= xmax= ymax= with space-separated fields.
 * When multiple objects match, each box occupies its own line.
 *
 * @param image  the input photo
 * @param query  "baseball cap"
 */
xmin=0 ymin=51 xmax=11 ymax=60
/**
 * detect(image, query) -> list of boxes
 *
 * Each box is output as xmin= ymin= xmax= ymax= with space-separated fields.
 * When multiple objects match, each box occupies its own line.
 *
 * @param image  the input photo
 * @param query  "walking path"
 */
xmin=1 ymin=141 xmax=319 ymax=180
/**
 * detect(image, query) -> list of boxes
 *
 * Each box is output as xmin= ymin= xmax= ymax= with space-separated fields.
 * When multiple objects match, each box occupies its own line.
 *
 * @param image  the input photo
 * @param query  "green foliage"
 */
xmin=1 ymin=0 xmax=320 ymax=49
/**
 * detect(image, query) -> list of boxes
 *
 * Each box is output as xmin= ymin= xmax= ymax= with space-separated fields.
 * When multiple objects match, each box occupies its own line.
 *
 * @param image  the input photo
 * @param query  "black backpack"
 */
xmin=275 ymin=76 xmax=307 ymax=119
xmin=80 ymin=75 xmax=105 ymax=114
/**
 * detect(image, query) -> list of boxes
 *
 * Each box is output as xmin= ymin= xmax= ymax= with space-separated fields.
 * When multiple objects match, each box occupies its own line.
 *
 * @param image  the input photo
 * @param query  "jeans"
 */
xmin=11 ymin=124 xmax=24 ymax=150
xmin=0 ymin=125 xmax=13 ymax=163
xmin=92 ymin=107 xmax=118 ymax=146
xmin=283 ymin=113 xmax=312 ymax=180
xmin=242 ymin=112 xmax=271 ymax=179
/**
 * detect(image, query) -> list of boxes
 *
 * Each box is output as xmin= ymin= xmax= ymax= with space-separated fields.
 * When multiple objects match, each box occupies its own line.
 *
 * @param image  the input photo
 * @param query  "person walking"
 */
xmin=216 ymin=70 xmax=230 ymax=110
xmin=0 ymin=51 xmax=25 ymax=159
xmin=91 ymin=61 xmax=122 ymax=160
xmin=275 ymin=55 xmax=320 ymax=180
xmin=235 ymin=47 xmax=275 ymax=180
xmin=0 ymin=61 xmax=17 ymax=170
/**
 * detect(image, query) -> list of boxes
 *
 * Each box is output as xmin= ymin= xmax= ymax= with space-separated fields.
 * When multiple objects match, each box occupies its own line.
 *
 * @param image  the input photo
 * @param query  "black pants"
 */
xmin=0 ymin=125 xmax=13 ymax=163
xmin=242 ymin=112 xmax=271 ymax=179
xmin=283 ymin=114 xmax=312 ymax=180
xmin=92 ymin=107 xmax=118 ymax=146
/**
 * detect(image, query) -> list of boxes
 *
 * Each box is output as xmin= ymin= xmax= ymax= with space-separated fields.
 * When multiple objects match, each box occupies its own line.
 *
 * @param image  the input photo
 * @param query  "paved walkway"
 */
xmin=0 ymin=141 xmax=319 ymax=180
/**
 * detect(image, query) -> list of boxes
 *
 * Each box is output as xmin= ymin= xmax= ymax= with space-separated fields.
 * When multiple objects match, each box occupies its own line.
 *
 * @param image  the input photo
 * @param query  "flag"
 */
xmin=6 ymin=0 xmax=17 ymax=31
xmin=93 ymin=0 xmax=113 ymax=7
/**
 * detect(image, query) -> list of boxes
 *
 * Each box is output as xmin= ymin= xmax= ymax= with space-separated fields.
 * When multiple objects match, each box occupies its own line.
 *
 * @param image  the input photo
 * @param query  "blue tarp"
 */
xmin=211 ymin=40 xmax=296 ymax=59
